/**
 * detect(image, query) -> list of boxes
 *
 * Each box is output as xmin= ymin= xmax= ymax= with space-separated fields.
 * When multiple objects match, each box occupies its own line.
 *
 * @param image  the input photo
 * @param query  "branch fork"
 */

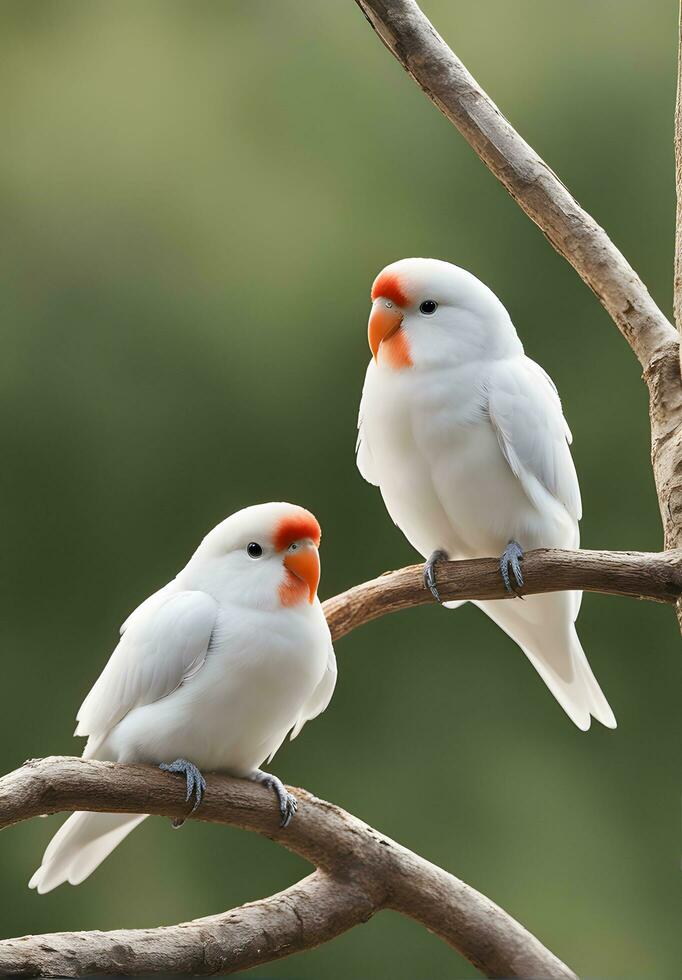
xmin=0 ymin=756 xmax=576 ymax=979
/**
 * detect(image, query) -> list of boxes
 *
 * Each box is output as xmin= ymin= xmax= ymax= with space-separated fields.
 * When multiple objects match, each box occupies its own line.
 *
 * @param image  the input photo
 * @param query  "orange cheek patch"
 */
xmin=279 ymin=570 xmax=308 ymax=607
xmin=371 ymin=271 xmax=410 ymax=308
xmin=382 ymin=327 xmax=413 ymax=369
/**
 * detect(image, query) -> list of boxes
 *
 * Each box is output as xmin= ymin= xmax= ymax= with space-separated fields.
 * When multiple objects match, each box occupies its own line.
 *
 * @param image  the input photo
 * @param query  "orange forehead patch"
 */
xmin=371 ymin=271 xmax=410 ymax=308
xmin=274 ymin=510 xmax=321 ymax=551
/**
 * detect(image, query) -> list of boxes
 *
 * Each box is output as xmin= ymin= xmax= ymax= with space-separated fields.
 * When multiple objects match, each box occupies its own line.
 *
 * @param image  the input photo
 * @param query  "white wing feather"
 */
xmin=75 ymin=589 xmax=218 ymax=738
xmin=289 ymin=636 xmax=337 ymax=741
xmin=356 ymin=360 xmax=380 ymax=486
xmin=488 ymin=356 xmax=582 ymax=522
xmin=119 ymin=581 xmax=175 ymax=635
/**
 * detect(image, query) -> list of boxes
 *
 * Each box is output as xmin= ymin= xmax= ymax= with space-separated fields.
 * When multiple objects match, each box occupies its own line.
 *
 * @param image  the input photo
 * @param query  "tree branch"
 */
xmin=0 ymin=869 xmax=372 ymax=978
xmin=0 ymin=757 xmax=577 ymax=979
xmin=323 ymin=548 xmax=682 ymax=640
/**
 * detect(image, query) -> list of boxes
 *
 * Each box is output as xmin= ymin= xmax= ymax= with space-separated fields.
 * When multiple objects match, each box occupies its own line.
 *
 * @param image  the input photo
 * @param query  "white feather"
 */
xmin=488 ymin=357 xmax=582 ymax=523
xmin=357 ymin=361 xmax=380 ymax=486
xmin=29 ymin=813 xmax=147 ymax=894
xmin=75 ymin=590 xmax=218 ymax=738
xmin=290 ymin=635 xmax=338 ymax=741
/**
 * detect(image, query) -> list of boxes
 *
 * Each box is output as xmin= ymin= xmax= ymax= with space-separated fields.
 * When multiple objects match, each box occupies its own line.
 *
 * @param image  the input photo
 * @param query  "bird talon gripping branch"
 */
xmin=251 ymin=770 xmax=299 ymax=829
xmin=423 ymin=549 xmax=449 ymax=603
xmin=159 ymin=758 xmax=207 ymax=816
xmin=500 ymin=540 xmax=525 ymax=596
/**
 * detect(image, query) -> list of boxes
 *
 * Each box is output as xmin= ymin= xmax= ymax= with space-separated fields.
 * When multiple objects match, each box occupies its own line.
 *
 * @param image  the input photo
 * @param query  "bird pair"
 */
xmin=30 ymin=257 xmax=614 ymax=894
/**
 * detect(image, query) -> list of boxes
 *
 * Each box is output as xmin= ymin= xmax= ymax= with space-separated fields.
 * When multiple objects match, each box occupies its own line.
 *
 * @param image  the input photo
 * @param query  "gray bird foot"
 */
xmin=251 ymin=769 xmax=298 ymax=828
xmin=500 ymin=540 xmax=525 ymax=596
xmin=159 ymin=758 xmax=207 ymax=827
xmin=423 ymin=549 xmax=449 ymax=603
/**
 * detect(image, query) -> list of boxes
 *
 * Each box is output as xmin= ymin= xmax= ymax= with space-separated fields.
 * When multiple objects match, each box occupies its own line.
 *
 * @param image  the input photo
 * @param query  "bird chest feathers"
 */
xmin=366 ymin=359 xmax=491 ymax=472
xmin=362 ymin=359 xmax=538 ymax=556
xmin=208 ymin=603 xmax=327 ymax=696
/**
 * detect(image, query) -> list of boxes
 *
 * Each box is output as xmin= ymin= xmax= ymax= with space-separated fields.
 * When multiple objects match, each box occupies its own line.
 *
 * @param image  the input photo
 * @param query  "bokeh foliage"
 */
xmin=0 ymin=1 xmax=680 ymax=976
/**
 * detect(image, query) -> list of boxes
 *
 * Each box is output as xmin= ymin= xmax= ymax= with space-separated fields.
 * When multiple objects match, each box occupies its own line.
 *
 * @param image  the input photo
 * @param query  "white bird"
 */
xmin=30 ymin=502 xmax=337 ymax=893
xmin=356 ymin=257 xmax=615 ymax=731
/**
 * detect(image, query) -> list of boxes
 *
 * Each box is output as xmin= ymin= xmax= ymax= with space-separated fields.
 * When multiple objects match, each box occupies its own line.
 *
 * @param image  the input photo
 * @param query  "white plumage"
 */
xmin=30 ymin=502 xmax=336 ymax=893
xmin=357 ymin=257 xmax=614 ymax=731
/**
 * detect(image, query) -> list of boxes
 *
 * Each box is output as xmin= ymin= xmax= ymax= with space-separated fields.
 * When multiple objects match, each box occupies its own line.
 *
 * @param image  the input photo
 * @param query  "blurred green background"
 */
xmin=0 ymin=1 xmax=680 ymax=976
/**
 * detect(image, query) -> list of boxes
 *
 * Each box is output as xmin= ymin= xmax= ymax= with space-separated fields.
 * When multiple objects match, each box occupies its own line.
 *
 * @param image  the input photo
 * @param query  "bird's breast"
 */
xmin=112 ymin=604 xmax=329 ymax=774
xmin=360 ymin=363 xmax=536 ymax=557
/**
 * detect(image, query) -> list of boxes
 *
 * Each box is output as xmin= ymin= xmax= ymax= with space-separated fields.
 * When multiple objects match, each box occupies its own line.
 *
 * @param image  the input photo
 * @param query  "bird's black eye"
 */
xmin=419 ymin=300 xmax=438 ymax=315
xmin=246 ymin=542 xmax=263 ymax=558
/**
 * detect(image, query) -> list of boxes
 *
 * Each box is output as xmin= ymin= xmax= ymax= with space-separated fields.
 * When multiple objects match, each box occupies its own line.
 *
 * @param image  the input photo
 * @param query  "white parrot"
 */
xmin=356 ymin=257 xmax=615 ymax=731
xmin=30 ymin=502 xmax=336 ymax=893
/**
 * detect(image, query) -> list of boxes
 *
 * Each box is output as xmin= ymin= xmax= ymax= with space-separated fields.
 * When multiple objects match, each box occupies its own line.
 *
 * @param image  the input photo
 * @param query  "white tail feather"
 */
xmin=575 ymin=651 xmax=617 ymax=729
xmin=468 ymin=592 xmax=616 ymax=731
xmin=29 ymin=811 xmax=147 ymax=894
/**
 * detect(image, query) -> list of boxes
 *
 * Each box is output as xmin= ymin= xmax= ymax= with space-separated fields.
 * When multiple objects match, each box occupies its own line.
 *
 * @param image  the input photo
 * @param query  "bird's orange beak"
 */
xmin=284 ymin=544 xmax=320 ymax=603
xmin=368 ymin=299 xmax=403 ymax=360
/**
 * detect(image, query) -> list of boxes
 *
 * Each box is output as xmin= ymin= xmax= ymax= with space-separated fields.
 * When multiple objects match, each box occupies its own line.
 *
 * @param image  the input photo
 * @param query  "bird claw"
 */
xmin=423 ymin=549 xmax=449 ymax=603
xmin=278 ymin=791 xmax=298 ymax=829
xmin=500 ymin=540 xmax=525 ymax=596
xmin=159 ymin=758 xmax=207 ymax=825
xmin=252 ymin=770 xmax=298 ymax=828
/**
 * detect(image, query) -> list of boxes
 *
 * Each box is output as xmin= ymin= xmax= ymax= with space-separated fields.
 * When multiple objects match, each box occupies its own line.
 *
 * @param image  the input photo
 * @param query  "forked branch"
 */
xmin=0 ymin=756 xmax=576 ymax=979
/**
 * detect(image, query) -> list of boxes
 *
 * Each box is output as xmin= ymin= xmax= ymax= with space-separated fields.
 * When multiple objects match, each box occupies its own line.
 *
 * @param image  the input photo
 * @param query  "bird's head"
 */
xmin=367 ymin=257 xmax=521 ymax=370
xmin=190 ymin=502 xmax=322 ymax=611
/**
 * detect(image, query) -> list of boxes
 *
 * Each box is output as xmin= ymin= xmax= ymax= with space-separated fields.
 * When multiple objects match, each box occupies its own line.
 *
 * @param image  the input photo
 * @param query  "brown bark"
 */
xmin=0 ymin=870 xmax=373 ymax=978
xmin=323 ymin=548 xmax=682 ymax=641
xmin=672 ymin=0 xmax=682 ymax=593
xmin=0 ymin=757 xmax=576 ymax=980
